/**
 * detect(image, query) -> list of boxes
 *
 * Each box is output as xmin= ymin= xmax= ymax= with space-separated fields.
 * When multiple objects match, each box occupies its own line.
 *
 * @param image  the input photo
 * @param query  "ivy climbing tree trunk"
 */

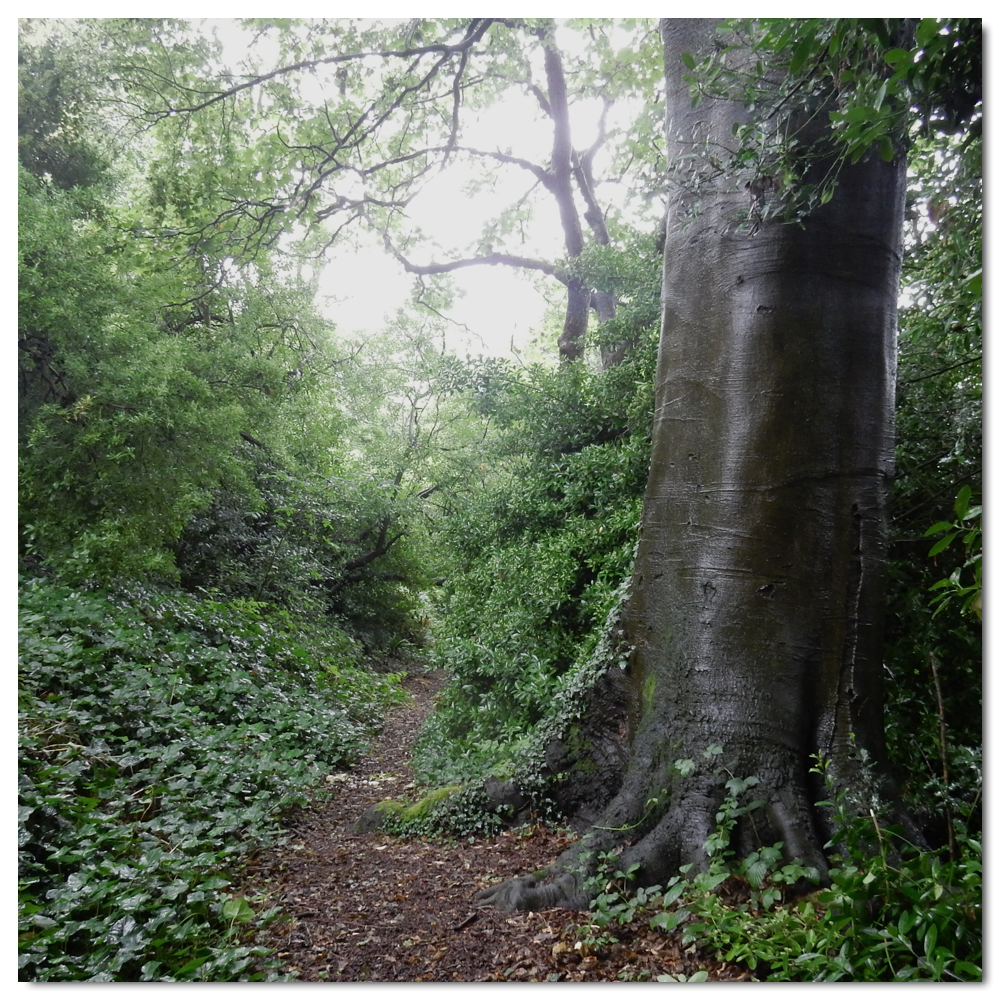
xmin=480 ymin=18 xmax=911 ymax=912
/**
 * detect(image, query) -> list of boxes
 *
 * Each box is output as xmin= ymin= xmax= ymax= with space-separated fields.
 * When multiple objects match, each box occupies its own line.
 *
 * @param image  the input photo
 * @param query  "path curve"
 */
xmin=242 ymin=672 xmax=746 ymax=982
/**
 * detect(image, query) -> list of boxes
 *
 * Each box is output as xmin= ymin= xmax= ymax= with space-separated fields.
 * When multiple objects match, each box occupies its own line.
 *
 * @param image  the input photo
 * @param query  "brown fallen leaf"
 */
xmin=238 ymin=673 xmax=748 ymax=983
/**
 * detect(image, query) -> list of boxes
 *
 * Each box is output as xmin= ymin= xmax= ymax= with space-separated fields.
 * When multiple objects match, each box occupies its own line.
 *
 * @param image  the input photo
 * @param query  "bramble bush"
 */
xmin=18 ymin=579 xmax=405 ymax=981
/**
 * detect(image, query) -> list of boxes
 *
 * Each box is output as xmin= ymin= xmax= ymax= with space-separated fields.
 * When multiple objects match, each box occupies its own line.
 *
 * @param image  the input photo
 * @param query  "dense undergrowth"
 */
xmin=18 ymin=580 xmax=405 ymax=981
xmin=414 ymin=336 xmax=657 ymax=789
xmin=579 ymin=761 xmax=982 ymax=982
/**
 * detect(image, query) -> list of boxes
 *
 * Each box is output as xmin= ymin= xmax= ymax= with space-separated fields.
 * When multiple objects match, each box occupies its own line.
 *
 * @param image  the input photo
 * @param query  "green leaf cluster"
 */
xmin=654 ymin=829 xmax=982 ymax=981
xmin=18 ymin=161 xmax=333 ymax=582
xmin=679 ymin=19 xmax=981 ymax=226
xmin=580 ymin=766 xmax=981 ymax=982
xmin=676 ymin=805 xmax=982 ymax=982
xmin=413 ymin=338 xmax=656 ymax=786
xmin=924 ymin=487 xmax=982 ymax=620
xmin=18 ymin=580 xmax=404 ymax=981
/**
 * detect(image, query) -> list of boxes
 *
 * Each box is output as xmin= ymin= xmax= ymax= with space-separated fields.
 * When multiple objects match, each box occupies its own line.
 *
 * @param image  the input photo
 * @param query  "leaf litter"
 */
xmin=240 ymin=672 xmax=748 ymax=982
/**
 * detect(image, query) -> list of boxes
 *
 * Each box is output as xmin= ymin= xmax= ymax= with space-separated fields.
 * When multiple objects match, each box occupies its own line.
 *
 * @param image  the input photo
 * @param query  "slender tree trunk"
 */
xmin=570 ymin=108 xmax=630 ymax=367
xmin=559 ymin=279 xmax=589 ymax=362
xmin=480 ymin=18 xmax=909 ymax=912
xmin=535 ymin=22 xmax=590 ymax=364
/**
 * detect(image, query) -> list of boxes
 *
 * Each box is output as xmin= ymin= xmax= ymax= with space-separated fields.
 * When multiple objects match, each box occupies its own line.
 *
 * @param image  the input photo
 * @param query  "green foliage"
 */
xmin=578 ymin=767 xmax=981 ymax=982
xmin=679 ymin=19 xmax=981 ymax=226
xmin=18 ymin=163 xmax=336 ymax=582
xmin=924 ymin=487 xmax=982 ymax=619
xmin=414 ymin=340 xmax=656 ymax=786
xmin=651 ymin=834 xmax=981 ymax=981
xmin=18 ymin=27 xmax=432 ymax=641
xmin=18 ymin=25 xmax=111 ymax=189
xmin=882 ymin=99 xmax=981 ymax=841
xmin=18 ymin=579 xmax=404 ymax=981
xmin=585 ymin=855 xmax=653 ymax=932
xmin=663 ymin=811 xmax=982 ymax=982
xmin=173 ymin=446 xmax=426 ymax=647
xmin=564 ymin=233 xmax=665 ymax=352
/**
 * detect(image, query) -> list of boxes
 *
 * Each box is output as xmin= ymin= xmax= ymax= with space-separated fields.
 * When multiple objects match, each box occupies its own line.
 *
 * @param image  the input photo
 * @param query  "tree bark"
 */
xmin=479 ymin=18 xmax=909 ymax=912
xmin=535 ymin=21 xmax=589 ymax=364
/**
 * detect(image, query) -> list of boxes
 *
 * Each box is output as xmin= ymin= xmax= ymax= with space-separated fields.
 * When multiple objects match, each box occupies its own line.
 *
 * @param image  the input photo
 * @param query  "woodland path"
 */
xmin=241 ymin=671 xmax=748 ymax=983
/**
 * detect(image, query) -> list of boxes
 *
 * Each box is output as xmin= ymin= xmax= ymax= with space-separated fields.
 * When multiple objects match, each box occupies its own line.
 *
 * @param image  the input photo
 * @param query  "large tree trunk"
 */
xmin=479 ymin=18 xmax=908 ymax=912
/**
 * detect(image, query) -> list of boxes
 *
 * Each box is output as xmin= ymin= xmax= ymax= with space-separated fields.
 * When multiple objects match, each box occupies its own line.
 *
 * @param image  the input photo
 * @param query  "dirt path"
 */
xmin=241 ymin=672 xmax=748 ymax=982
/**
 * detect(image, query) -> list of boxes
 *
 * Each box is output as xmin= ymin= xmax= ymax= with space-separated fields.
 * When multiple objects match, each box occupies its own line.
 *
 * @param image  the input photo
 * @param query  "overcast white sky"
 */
xmin=315 ymin=86 xmax=564 ymax=357
xmin=204 ymin=17 xmax=638 ymax=358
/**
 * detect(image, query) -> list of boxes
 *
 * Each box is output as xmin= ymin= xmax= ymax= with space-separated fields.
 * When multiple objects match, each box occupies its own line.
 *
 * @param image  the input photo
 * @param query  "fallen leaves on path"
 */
xmin=240 ymin=672 xmax=749 ymax=982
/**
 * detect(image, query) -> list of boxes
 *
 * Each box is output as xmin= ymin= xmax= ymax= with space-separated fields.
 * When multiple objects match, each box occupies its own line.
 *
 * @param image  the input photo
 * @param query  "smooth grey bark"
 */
xmin=479 ymin=18 xmax=908 ymax=912
xmin=536 ymin=21 xmax=596 ymax=364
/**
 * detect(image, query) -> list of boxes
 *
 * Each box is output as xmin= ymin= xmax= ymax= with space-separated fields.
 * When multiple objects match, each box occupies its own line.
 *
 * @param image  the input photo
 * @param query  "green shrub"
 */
xmin=18 ymin=579 xmax=405 ymax=981
xmin=662 ymin=820 xmax=983 ymax=982
xmin=415 ymin=346 xmax=655 ymax=787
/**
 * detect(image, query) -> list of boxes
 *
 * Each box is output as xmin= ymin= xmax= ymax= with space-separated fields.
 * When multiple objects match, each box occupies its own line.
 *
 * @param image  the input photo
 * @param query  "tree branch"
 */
xmin=528 ymin=82 xmax=553 ymax=118
xmin=573 ymin=96 xmax=613 ymax=245
xmin=457 ymin=146 xmax=554 ymax=190
xmin=443 ymin=45 xmax=471 ymax=165
xmin=386 ymin=240 xmax=570 ymax=285
xmin=899 ymin=354 xmax=982 ymax=386
xmin=138 ymin=19 xmax=498 ymax=119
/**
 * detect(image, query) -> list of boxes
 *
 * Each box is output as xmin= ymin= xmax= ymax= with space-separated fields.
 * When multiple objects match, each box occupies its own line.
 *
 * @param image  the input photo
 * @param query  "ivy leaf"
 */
xmin=221 ymin=896 xmax=255 ymax=924
xmin=842 ymin=106 xmax=876 ymax=123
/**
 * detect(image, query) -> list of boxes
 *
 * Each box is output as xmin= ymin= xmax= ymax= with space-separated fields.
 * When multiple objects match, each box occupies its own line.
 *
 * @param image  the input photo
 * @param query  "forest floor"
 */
xmin=240 ymin=671 xmax=751 ymax=983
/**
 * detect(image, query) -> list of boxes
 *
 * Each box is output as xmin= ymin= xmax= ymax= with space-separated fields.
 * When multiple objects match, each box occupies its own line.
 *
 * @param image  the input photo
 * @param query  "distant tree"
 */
xmin=100 ymin=18 xmax=664 ymax=363
xmin=18 ymin=25 xmax=109 ymax=189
